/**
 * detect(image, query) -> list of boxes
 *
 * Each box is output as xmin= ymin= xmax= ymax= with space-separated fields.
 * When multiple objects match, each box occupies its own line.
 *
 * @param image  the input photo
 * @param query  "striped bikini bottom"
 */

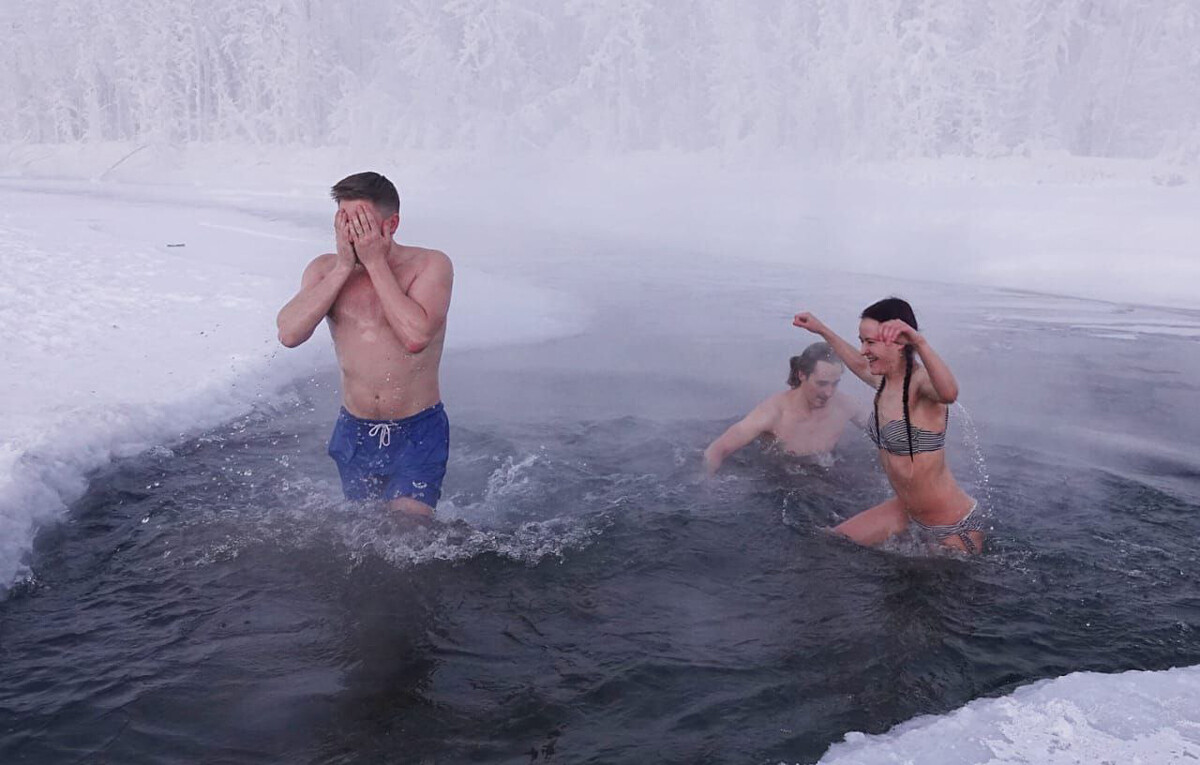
xmin=911 ymin=500 xmax=987 ymax=554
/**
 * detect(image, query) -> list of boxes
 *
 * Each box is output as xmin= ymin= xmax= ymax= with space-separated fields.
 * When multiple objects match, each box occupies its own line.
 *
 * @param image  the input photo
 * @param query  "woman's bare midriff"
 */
xmin=880 ymin=451 xmax=975 ymax=526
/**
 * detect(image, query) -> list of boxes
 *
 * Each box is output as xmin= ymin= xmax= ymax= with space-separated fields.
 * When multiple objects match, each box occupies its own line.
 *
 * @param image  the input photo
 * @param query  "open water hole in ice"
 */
xmin=2 ymin=262 xmax=1200 ymax=764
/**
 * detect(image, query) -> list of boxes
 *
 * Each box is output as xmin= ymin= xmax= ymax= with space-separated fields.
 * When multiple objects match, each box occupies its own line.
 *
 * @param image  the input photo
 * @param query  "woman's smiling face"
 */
xmin=859 ymin=318 xmax=903 ymax=376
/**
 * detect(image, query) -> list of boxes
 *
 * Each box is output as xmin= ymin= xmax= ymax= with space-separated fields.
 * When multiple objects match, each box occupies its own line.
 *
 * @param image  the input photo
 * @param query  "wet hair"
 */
xmin=861 ymin=297 xmax=919 ymax=460
xmin=787 ymin=342 xmax=841 ymax=388
xmin=330 ymin=171 xmax=400 ymax=216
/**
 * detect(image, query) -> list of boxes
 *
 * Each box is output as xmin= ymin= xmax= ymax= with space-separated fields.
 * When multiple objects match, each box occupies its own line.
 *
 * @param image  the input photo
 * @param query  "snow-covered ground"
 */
xmin=817 ymin=665 xmax=1200 ymax=764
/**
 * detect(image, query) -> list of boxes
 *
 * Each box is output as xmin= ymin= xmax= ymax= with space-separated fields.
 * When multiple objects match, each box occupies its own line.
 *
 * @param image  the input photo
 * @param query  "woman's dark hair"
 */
xmin=787 ymin=342 xmax=840 ymax=388
xmin=861 ymin=297 xmax=919 ymax=459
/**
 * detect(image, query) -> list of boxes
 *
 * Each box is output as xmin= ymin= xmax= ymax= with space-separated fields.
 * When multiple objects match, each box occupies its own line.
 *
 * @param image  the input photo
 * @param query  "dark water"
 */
xmin=4 ymin=263 xmax=1200 ymax=764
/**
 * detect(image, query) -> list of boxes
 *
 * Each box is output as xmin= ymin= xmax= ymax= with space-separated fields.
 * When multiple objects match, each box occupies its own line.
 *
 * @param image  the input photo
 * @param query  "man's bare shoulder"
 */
xmin=305 ymin=251 xmax=338 ymax=272
xmin=299 ymin=252 xmax=339 ymax=285
xmin=396 ymin=245 xmax=453 ymax=275
xmin=753 ymin=392 xmax=788 ymax=420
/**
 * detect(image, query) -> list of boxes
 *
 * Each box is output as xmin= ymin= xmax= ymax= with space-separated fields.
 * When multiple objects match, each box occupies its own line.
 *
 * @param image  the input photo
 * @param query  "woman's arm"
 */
xmin=793 ymin=312 xmax=878 ymax=388
xmin=878 ymin=320 xmax=959 ymax=404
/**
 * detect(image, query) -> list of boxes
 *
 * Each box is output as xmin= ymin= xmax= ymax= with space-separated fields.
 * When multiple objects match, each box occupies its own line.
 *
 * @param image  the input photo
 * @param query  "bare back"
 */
xmin=325 ymin=244 xmax=451 ymax=419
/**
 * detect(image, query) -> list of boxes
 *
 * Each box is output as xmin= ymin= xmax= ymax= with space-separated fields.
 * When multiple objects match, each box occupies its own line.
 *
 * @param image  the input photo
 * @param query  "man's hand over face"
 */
xmin=347 ymin=203 xmax=390 ymax=268
xmin=334 ymin=209 xmax=358 ymax=269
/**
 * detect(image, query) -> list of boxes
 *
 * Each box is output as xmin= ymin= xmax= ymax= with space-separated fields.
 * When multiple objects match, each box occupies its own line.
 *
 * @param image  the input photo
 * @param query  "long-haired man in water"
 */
xmin=703 ymin=341 xmax=867 ymax=474
xmin=276 ymin=172 xmax=454 ymax=521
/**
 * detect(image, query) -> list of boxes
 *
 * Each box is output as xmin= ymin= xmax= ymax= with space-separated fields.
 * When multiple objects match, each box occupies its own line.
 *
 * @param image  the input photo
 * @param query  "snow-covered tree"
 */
xmin=2 ymin=0 xmax=1196 ymax=161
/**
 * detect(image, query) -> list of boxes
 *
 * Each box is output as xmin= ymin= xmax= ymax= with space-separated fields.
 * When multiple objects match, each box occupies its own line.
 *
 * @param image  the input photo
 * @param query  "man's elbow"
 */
xmin=278 ymin=327 xmax=307 ymax=348
xmin=940 ymin=387 xmax=959 ymax=405
xmin=404 ymin=338 xmax=430 ymax=354
xmin=403 ymin=324 xmax=440 ymax=354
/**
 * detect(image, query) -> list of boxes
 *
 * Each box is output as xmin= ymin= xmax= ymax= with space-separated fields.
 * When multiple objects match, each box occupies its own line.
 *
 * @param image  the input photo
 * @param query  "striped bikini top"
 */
xmin=867 ymin=408 xmax=949 ymax=456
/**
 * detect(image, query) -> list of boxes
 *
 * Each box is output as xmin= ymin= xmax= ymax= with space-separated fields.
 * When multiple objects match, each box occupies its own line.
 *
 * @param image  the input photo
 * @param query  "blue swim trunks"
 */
xmin=327 ymin=403 xmax=449 ymax=508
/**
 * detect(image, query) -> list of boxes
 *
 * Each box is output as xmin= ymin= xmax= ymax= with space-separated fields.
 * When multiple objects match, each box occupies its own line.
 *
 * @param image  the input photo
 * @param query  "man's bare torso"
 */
xmin=327 ymin=245 xmax=447 ymax=419
xmin=765 ymin=391 xmax=857 ymax=455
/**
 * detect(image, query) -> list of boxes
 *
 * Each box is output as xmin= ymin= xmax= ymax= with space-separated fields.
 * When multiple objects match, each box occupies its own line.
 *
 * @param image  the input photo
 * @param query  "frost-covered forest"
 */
xmin=3 ymin=0 xmax=1197 ymax=161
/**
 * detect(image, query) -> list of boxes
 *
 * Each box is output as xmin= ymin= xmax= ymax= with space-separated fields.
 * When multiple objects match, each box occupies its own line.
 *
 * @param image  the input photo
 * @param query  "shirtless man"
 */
xmin=703 ymin=342 xmax=865 ymax=474
xmin=276 ymin=172 xmax=453 ymax=519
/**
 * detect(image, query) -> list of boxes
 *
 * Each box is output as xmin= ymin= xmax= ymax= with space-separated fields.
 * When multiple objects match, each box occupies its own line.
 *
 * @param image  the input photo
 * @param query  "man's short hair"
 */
xmin=330 ymin=171 xmax=400 ymax=216
xmin=788 ymin=342 xmax=841 ymax=388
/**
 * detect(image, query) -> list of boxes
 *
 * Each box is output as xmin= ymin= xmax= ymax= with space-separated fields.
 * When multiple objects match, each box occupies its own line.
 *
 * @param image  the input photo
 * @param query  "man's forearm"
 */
xmin=363 ymin=261 xmax=435 ymax=353
xmin=277 ymin=264 xmax=352 ymax=347
xmin=703 ymin=444 xmax=724 ymax=474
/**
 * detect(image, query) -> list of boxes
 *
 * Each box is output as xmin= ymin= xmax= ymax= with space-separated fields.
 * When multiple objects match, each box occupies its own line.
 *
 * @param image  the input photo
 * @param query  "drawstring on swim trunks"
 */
xmin=368 ymin=422 xmax=393 ymax=448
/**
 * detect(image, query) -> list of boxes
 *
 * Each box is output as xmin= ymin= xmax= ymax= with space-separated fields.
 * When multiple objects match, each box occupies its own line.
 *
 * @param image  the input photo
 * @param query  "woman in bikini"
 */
xmin=793 ymin=297 xmax=984 ymax=553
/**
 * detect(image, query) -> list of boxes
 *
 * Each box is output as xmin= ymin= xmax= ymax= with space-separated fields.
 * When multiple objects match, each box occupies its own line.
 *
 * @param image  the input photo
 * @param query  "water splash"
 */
xmin=951 ymin=401 xmax=996 ymax=533
xmin=440 ymin=452 xmax=542 ymax=527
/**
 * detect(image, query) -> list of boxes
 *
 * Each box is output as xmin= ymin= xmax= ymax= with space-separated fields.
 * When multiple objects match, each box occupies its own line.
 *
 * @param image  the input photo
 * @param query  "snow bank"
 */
xmin=817 ymin=665 xmax=1200 ymax=764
